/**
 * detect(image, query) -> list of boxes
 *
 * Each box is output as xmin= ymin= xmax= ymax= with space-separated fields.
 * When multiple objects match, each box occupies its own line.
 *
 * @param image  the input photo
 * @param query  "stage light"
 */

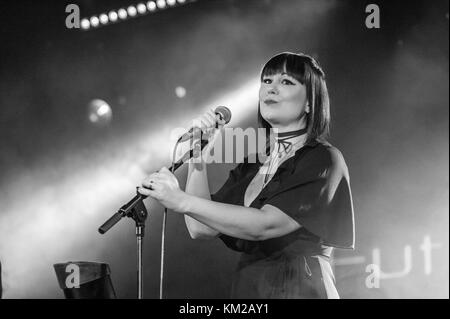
xmin=108 ymin=11 xmax=118 ymax=22
xmin=137 ymin=3 xmax=147 ymax=14
xmin=127 ymin=6 xmax=138 ymax=17
xmin=78 ymin=0 xmax=199 ymax=31
xmin=88 ymin=99 xmax=113 ymax=125
xmin=175 ymin=86 xmax=186 ymax=98
xmin=80 ymin=18 xmax=90 ymax=30
xmin=157 ymin=0 xmax=167 ymax=9
xmin=118 ymin=8 xmax=128 ymax=20
xmin=99 ymin=13 xmax=109 ymax=25
xmin=90 ymin=16 xmax=100 ymax=28
xmin=147 ymin=1 xmax=157 ymax=11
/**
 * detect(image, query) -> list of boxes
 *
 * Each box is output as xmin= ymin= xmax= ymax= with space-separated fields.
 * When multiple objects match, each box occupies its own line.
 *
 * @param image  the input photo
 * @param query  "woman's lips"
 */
xmin=264 ymin=99 xmax=278 ymax=105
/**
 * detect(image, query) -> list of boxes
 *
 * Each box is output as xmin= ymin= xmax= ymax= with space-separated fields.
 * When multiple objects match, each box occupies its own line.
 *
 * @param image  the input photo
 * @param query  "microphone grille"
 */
xmin=215 ymin=106 xmax=232 ymax=124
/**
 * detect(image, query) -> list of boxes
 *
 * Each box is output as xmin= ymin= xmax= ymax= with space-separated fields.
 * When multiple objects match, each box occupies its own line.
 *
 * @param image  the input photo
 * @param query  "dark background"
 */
xmin=0 ymin=0 xmax=448 ymax=298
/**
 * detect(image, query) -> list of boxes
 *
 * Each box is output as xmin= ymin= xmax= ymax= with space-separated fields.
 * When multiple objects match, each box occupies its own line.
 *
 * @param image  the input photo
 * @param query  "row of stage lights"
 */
xmin=80 ymin=0 xmax=195 ymax=30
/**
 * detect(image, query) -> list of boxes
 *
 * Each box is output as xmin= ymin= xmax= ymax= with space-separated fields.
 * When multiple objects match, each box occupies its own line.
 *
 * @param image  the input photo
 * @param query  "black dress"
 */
xmin=211 ymin=139 xmax=355 ymax=299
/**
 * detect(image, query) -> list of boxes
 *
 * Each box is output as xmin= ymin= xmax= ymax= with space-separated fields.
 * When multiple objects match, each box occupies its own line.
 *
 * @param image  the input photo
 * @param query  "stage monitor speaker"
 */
xmin=53 ymin=261 xmax=116 ymax=299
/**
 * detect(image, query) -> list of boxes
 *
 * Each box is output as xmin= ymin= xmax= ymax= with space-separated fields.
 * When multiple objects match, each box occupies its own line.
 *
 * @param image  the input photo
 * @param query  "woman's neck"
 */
xmin=271 ymin=123 xmax=306 ymax=134
xmin=270 ymin=113 xmax=308 ymax=133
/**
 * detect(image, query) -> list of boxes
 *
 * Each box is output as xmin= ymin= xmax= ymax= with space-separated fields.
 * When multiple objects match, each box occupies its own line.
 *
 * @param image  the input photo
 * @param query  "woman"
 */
xmin=138 ymin=52 xmax=355 ymax=299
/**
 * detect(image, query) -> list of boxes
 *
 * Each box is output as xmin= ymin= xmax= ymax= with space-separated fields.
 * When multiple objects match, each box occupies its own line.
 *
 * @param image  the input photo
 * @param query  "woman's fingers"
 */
xmin=190 ymin=109 xmax=225 ymax=139
xmin=142 ymin=180 xmax=153 ymax=189
xmin=217 ymin=116 xmax=226 ymax=126
xmin=197 ymin=110 xmax=218 ymax=128
xmin=208 ymin=108 xmax=227 ymax=129
xmin=137 ymin=186 xmax=156 ymax=197
xmin=139 ymin=178 xmax=164 ymax=194
xmin=137 ymin=166 xmax=185 ymax=212
xmin=142 ymin=167 xmax=174 ymax=187
xmin=205 ymin=109 xmax=217 ymax=125
xmin=142 ymin=172 xmax=164 ymax=189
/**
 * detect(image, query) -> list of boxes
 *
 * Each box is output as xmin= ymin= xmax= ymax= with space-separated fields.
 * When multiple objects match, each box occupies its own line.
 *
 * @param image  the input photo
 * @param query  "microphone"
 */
xmin=178 ymin=106 xmax=232 ymax=142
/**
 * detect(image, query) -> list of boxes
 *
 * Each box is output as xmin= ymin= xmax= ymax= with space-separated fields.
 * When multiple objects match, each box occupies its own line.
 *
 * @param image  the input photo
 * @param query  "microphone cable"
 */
xmin=159 ymin=139 xmax=182 ymax=299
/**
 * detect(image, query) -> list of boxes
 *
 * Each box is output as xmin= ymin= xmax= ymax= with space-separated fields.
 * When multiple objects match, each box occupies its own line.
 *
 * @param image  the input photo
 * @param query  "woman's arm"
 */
xmin=138 ymin=167 xmax=301 ymax=241
xmin=181 ymin=108 xmax=225 ymax=239
xmin=184 ymin=172 xmax=302 ymax=241
xmin=181 ymin=195 xmax=301 ymax=241
xmin=184 ymin=160 xmax=220 ymax=239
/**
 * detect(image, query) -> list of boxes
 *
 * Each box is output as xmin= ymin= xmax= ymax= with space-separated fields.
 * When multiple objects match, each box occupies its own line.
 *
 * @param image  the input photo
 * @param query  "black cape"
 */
xmin=211 ymin=139 xmax=355 ymax=298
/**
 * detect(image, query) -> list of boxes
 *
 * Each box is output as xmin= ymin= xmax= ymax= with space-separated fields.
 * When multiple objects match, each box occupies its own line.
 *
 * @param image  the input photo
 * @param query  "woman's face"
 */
xmin=259 ymin=71 xmax=308 ymax=129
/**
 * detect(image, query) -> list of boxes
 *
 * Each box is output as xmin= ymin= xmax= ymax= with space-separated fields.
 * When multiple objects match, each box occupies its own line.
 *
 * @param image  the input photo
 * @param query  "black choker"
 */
xmin=275 ymin=127 xmax=308 ymax=139
xmin=275 ymin=128 xmax=308 ymax=154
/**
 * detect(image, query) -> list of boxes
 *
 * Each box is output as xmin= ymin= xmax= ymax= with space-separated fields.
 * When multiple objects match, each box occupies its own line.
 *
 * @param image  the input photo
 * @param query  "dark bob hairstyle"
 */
xmin=258 ymin=52 xmax=331 ymax=144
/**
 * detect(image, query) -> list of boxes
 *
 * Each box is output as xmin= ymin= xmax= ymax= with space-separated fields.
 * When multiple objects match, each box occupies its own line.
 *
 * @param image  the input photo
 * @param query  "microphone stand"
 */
xmin=98 ymin=137 xmax=209 ymax=299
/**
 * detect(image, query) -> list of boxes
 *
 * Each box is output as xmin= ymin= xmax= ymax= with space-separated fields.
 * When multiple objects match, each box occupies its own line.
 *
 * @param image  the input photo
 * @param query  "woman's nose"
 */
xmin=267 ymin=85 xmax=278 ymax=95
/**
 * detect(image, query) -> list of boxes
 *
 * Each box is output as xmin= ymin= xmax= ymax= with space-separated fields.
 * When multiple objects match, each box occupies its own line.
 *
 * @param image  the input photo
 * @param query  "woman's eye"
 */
xmin=282 ymin=79 xmax=294 ymax=85
xmin=262 ymin=78 xmax=272 ymax=84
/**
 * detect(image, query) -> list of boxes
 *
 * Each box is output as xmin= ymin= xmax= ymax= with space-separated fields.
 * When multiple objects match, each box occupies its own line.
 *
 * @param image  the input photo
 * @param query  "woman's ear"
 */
xmin=305 ymin=103 xmax=310 ymax=114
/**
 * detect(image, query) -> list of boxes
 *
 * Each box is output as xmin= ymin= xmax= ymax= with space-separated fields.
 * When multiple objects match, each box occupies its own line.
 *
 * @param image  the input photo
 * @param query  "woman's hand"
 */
xmin=191 ymin=108 xmax=227 ymax=137
xmin=138 ymin=167 xmax=189 ymax=213
xmin=191 ymin=109 xmax=226 ymax=164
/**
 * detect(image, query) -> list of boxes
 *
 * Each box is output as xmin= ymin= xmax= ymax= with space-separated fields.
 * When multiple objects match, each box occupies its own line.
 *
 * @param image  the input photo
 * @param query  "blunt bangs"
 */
xmin=260 ymin=53 xmax=308 ymax=85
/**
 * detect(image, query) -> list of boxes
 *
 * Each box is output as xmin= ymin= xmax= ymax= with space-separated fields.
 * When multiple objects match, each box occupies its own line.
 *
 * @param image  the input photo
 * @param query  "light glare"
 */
xmin=118 ymin=8 xmax=128 ymax=19
xmin=80 ymin=18 xmax=90 ymax=30
xmin=90 ymin=16 xmax=100 ymax=27
xmin=147 ymin=1 xmax=157 ymax=11
xmin=127 ymin=6 xmax=138 ymax=17
xmin=99 ymin=13 xmax=109 ymax=25
xmin=137 ymin=3 xmax=147 ymax=14
xmin=108 ymin=11 xmax=118 ymax=22
xmin=157 ymin=0 xmax=167 ymax=9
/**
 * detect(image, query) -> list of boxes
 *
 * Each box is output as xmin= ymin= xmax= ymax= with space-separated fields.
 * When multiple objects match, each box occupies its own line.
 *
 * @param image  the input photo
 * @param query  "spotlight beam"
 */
xmin=0 ymin=78 xmax=259 ymax=298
